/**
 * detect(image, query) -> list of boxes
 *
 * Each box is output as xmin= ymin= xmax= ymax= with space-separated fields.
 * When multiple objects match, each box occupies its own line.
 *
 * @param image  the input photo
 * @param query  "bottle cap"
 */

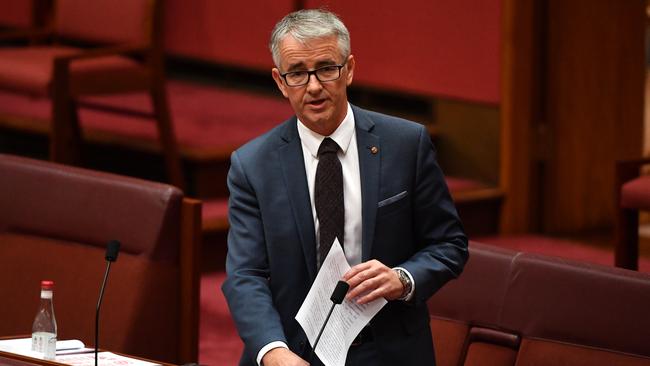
xmin=41 ymin=280 xmax=54 ymax=290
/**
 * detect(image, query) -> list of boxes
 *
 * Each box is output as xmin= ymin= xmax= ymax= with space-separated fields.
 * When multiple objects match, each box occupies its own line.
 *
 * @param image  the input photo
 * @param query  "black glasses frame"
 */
xmin=280 ymin=61 xmax=348 ymax=87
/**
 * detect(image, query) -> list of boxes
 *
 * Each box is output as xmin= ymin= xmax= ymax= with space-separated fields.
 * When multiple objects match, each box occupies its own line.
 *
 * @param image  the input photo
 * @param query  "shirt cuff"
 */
xmin=257 ymin=341 xmax=288 ymax=366
xmin=393 ymin=266 xmax=415 ymax=301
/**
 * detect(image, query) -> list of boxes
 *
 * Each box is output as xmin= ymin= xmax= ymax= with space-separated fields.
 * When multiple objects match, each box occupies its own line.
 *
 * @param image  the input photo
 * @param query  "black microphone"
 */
xmin=96 ymin=240 xmax=120 ymax=366
xmin=310 ymin=281 xmax=349 ymax=361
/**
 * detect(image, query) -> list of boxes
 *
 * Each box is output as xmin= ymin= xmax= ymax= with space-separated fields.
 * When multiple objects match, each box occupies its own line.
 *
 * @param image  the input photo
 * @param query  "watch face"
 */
xmin=396 ymin=269 xmax=412 ymax=299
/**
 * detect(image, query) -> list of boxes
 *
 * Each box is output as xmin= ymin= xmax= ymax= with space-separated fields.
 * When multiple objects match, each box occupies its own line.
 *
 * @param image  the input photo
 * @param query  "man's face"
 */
xmin=272 ymin=35 xmax=355 ymax=136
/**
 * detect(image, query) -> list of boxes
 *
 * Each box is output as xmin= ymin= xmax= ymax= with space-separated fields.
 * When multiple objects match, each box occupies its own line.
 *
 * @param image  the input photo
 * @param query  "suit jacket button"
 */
xmin=299 ymin=341 xmax=305 ymax=347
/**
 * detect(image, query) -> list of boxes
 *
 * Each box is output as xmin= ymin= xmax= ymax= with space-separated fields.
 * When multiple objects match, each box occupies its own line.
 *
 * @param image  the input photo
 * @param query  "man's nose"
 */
xmin=305 ymin=73 xmax=323 ymax=92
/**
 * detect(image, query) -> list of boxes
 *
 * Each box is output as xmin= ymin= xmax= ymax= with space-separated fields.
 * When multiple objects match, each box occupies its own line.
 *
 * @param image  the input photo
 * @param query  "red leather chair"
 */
xmin=0 ymin=153 xmax=200 ymax=363
xmin=614 ymin=158 xmax=650 ymax=270
xmin=0 ymin=0 xmax=184 ymax=189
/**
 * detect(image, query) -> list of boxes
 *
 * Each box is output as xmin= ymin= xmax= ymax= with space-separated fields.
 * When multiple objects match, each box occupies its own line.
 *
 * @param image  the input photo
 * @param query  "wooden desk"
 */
xmin=0 ymin=349 xmax=175 ymax=366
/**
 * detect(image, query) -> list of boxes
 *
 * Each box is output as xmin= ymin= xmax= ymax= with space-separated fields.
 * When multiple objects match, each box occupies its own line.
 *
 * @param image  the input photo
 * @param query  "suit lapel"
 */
xmin=353 ymin=106 xmax=380 ymax=261
xmin=278 ymin=119 xmax=317 ymax=281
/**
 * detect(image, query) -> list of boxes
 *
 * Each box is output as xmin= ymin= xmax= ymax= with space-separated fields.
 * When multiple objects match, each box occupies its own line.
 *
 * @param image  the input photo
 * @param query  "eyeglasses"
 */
xmin=280 ymin=61 xmax=347 ymax=87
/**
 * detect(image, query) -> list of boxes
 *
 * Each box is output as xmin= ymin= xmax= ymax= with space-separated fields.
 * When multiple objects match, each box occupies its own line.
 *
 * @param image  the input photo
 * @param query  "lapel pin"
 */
xmin=370 ymin=146 xmax=379 ymax=155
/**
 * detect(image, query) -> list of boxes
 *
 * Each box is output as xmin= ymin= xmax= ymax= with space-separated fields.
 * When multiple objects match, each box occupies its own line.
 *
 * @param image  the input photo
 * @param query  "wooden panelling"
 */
xmin=436 ymin=99 xmax=500 ymax=185
xmin=501 ymin=0 xmax=645 ymax=233
xmin=541 ymin=0 xmax=645 ymax=232
xmin=499 ymin=0 xmax=542 ymax=233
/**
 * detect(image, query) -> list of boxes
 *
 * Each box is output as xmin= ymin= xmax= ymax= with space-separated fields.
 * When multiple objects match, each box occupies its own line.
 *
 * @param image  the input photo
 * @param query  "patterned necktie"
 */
xmin=315 ymin=137 xmax=344 ymax=268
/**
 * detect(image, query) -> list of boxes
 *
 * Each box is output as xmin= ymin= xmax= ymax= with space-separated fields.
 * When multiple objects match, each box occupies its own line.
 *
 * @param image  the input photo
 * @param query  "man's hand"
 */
xmin=343 ymin=259 xmax=404 ymax=304
xmin=262 ymin=347 xmax=309 ymax=366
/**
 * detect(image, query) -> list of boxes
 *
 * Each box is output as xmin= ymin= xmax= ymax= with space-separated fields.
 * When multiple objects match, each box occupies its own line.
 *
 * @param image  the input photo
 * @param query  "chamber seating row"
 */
xmin=428 ymin=242 xmax=650 ymax=366
xmin=0 ymin=154 xmax=201 ymax=364
xmin=0 ymin=0 xmax=502 ymax=237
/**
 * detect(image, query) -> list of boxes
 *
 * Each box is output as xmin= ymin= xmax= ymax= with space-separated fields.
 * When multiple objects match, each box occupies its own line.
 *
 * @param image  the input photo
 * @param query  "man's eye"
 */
xmin=289 ymin=71 xmax=307 ymax=78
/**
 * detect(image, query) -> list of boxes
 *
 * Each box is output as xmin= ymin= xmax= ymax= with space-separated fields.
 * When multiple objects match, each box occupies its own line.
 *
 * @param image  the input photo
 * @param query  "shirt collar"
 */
xmin=297 ymin=103 xmax=355 ymax=158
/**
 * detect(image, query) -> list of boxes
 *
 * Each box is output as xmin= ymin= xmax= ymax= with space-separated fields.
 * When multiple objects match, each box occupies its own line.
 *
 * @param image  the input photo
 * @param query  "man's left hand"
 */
xmin=342 ymin=260 xmax=403 ymax=304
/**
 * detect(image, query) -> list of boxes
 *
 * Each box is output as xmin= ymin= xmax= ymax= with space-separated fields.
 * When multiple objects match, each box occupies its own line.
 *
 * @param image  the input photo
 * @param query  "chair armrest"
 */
xmin=615 ymin=157 xmax=650 ymax=203
xmin=51 ymin=45 xmax=152 ymax=83
xmin=53 ymin=44 xmax=150 ymax=65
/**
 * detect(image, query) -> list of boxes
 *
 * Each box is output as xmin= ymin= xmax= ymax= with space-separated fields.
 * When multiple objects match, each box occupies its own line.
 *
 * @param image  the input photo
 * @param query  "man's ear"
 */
xmin=345 ymin=55 xmax=355 ymax=86
xmin=272 ymin=68 xmax=289 ymax=98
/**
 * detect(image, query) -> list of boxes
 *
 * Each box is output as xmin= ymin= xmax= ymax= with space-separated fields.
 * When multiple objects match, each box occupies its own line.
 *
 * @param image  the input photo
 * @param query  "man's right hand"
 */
xmin=262 ymin=347 xmax=309 ymax=366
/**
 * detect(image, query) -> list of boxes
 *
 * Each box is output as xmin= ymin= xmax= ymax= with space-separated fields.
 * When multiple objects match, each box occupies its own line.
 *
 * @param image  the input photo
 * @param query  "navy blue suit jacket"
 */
xmin=222 ymin=105 xmax=468 ymax=366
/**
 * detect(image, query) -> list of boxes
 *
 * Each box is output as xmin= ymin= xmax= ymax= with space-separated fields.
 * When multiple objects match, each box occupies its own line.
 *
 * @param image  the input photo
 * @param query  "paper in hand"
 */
xmin=295 ymin=239 xmax=387 ymax=366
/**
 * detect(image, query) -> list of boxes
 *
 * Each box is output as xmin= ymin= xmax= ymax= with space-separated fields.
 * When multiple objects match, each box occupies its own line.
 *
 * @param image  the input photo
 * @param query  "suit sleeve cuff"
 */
xmin=393 ymin=266 xmax=415 ymax=301
xmin=257 ymin=341 xmax=289 ymax=365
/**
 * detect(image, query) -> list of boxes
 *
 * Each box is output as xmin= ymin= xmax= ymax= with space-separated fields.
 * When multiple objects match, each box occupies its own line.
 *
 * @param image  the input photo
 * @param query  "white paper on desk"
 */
xmin=295 ymin=239 xmax=387 ymax=366
xmin=56 ymin=351 xmax=161 ymax=366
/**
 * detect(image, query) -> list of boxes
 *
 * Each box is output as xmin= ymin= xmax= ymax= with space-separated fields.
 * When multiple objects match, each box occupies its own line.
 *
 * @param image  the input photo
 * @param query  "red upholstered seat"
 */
xmin=0 ymin=46 xmax=145 ymax=94
xmin=621 ymin=175 xmax=650 ymax=209
xmin=0 ymin=47 xmax=77 ymax=92
xmin=429 ymin=242 xmax=650 ymax=366
xmin=445 ymin=176 xmax=486 ymax=192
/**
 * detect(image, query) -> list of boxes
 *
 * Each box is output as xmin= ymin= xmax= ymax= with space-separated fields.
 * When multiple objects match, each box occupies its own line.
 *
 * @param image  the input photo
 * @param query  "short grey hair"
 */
xmin=269 ymin=9 xmax=351 ymax=68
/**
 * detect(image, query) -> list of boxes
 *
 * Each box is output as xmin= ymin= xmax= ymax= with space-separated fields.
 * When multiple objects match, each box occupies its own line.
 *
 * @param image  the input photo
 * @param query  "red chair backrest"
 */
xmin=54 ymin=0 xmax=155 ymax=45
xmin=0 ymin=0 xmax=34 ymax=28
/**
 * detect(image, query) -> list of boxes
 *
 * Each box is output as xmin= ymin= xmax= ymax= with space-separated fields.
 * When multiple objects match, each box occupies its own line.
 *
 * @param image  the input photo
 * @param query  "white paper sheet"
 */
xmin=56 ymin=351 xmax=161 ymax=366
xmin=295 ymin=239 xmax=387 ymax=366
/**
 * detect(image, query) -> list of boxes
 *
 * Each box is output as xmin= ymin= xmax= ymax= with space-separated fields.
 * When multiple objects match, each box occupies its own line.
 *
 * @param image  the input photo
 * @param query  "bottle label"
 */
xmin=32 ymin=332 xmax=57 ymax=360
xmin=40 ymin=290 xmax=53 ymax=299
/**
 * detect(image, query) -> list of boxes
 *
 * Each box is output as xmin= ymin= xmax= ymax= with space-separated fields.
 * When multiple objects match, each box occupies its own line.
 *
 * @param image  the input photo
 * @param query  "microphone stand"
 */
xmin=310 ymin=281 xmax=349 ymax=363
xmin=95 ymin=260 xmax=113 ymax=366
xmin=95 ymin=240 xmax=120 ymax=366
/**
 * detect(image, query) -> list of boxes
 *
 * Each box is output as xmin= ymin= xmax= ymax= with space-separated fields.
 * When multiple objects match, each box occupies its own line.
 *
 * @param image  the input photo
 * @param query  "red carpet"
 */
xmin=199 ymin=272 xmax=242 ymax=366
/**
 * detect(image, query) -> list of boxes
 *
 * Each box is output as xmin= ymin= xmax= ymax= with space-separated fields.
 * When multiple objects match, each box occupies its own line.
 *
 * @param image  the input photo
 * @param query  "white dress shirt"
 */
xmin=257 ymin=104 xmax=360 ymax=365
xmin=297 ymin=103 xmax=363 ymax=266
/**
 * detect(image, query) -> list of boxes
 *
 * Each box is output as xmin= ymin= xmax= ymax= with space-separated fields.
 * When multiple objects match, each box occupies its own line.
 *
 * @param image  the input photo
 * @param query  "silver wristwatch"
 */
xmin=394 ymin=268 xmax=413 ymax=300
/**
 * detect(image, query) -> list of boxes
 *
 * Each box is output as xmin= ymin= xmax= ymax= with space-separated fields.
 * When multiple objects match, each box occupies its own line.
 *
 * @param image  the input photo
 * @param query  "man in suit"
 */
xmin=222 ymin=9 xmax=468 ymax=366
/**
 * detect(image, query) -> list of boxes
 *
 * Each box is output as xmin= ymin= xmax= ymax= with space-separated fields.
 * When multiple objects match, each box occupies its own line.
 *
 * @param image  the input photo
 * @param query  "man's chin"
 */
xmin=299 ymin=113 xmax=336 ymax=134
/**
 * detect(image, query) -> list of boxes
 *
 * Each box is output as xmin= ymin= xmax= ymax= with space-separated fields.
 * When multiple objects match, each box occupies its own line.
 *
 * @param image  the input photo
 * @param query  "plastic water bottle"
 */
xmin=31 ymin=280 xmax=57 ymax=360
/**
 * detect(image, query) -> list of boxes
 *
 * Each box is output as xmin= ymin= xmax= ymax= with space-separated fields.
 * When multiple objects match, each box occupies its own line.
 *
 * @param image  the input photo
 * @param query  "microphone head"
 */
xmin=105 ymin=240 xmax=121 ymax=262
xmin=330 ymin=280 xmax=349 ymax=304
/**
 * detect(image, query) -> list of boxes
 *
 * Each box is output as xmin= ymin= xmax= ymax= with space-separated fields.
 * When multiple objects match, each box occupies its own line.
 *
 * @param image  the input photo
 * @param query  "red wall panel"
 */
xmin=164 ymin=1 xmax=501 ymax=104
xmin=164 ymin=0 xmax=296 ymax=70
xmin=306 ymin=0 xmax=501 ymax=103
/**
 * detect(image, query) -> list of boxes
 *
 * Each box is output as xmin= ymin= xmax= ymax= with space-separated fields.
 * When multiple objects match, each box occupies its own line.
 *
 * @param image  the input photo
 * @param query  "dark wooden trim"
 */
xmin=613 ymin=158 xmax=650 ymax=270
xmin=499 ymin=0 xmax=541 ymax=233
xmin=178 ymin=198 xmax=202 ymax=363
